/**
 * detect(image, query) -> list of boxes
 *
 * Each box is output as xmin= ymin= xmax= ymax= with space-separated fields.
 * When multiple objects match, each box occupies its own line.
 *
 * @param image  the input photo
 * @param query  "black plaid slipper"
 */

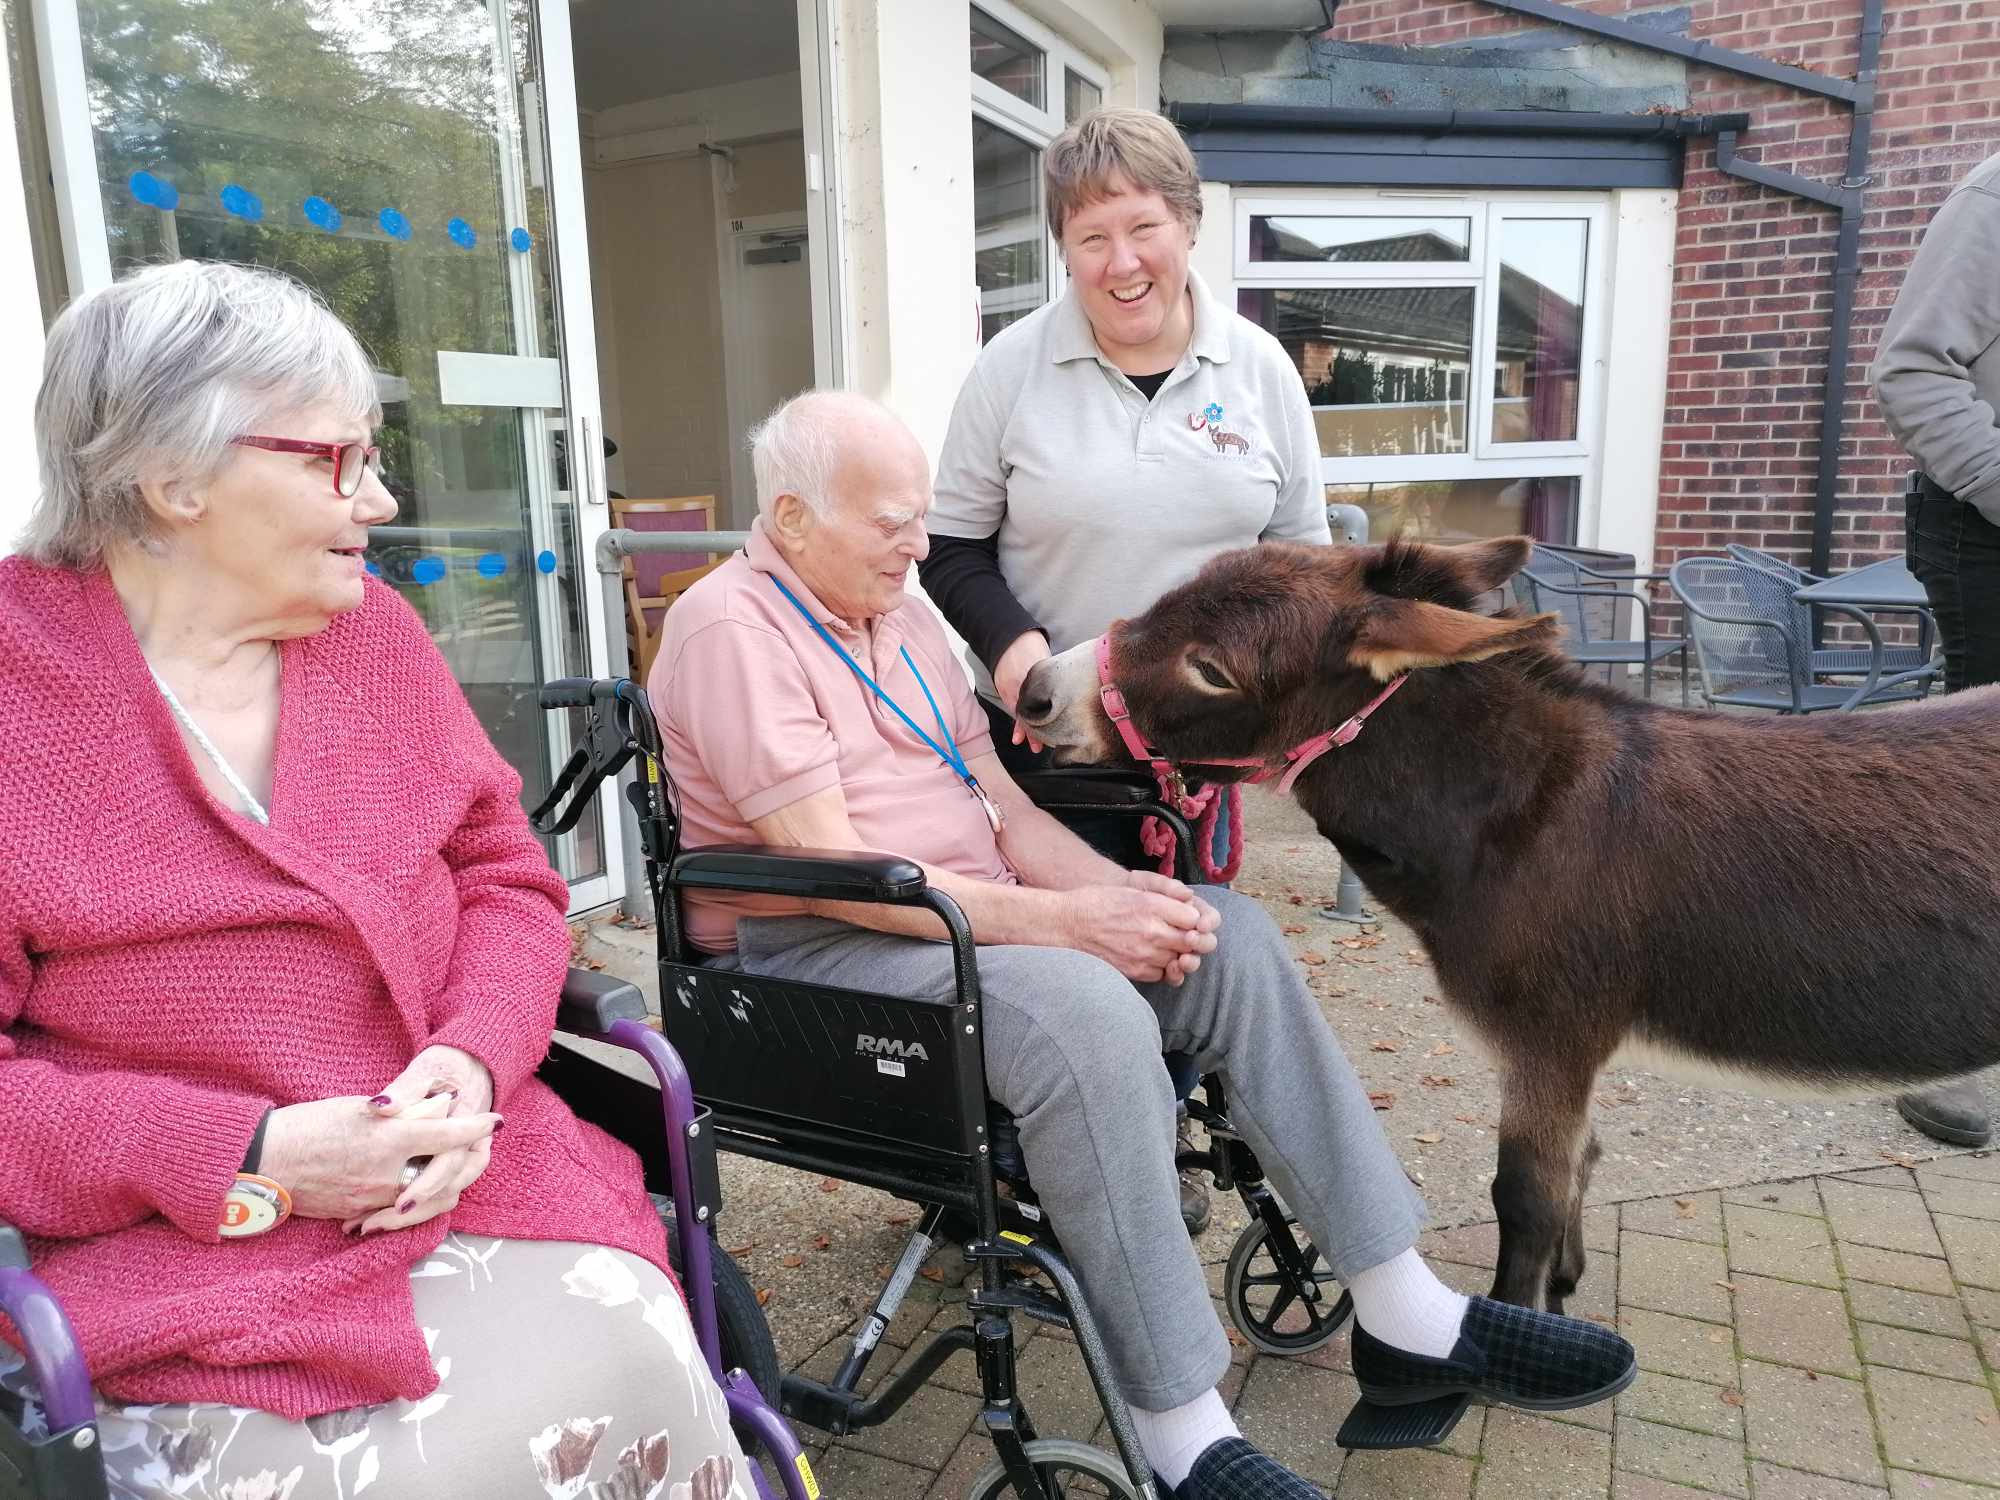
xmin=1176 ymin=1438 xmax=1323 ymax=1500
xmin=1350 ymin=1297 xmax=1637 ymax=1411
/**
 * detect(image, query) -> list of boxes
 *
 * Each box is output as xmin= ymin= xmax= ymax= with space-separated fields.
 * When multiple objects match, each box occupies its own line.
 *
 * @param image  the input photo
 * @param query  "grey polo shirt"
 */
xmin=931 ymin=268 xmax=1330 ymax=688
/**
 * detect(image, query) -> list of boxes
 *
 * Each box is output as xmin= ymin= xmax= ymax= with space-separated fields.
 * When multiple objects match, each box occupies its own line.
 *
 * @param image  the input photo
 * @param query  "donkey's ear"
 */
xmin=1448 ymin=535 xmax=1534 ymax=594
xmin=1368 ymin=534 xmax=1532 ymax=606
xmin=1348 ymin=600 xmax=1560 ymax=682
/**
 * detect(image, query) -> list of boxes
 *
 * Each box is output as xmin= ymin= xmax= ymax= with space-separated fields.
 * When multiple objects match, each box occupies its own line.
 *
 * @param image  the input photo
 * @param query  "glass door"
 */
xmin=33 ymin=0 xmax=617 ymax=905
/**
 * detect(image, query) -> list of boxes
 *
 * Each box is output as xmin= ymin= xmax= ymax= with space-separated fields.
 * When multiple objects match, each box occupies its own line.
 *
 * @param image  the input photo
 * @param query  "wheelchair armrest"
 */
xmin=0 ymin=1221 xmax=98 ymax=1435
xmin=1013 ymin=768 xmax=1160 ymax=807
xmin=671 ymin=845 xmax=928 ymax=903
xmin=557 ymin=967 xmax=649 ymax=1037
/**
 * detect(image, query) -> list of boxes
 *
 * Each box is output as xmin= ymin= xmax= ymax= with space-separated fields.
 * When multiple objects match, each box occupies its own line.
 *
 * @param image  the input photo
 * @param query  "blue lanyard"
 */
xmin=769 ymin=575 xmax=988 ymax=801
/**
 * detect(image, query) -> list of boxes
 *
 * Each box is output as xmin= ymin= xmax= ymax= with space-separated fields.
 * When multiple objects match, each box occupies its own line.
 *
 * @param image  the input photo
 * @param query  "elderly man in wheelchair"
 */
xmin=643 ymin=390 xmax=1638 ymax=1500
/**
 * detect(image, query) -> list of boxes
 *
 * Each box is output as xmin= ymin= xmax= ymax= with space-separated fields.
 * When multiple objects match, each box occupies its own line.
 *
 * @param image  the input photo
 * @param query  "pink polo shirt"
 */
xmin=650 ymin=518 xmax=1016 ymax=953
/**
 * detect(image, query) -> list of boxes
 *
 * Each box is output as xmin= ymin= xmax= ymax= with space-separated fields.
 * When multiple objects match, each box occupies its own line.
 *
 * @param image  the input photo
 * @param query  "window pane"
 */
xmin=1240 ymin=286 xmax=1473 ymax=457
xmin=1065 ymin=69 xmax=1102 ymax=124
xmin=971 ymin=7 xmax=1044 ymax=109
xmin=1327 ymin=477 xmax=1579 ymax=547
xmin=974 ymin=116 xmax=1044 ymax=343
xmin=1249 ymin=215 xmax=1471 ymax=264
xmin=1493 ymin=219 xmax=1588 ymax=443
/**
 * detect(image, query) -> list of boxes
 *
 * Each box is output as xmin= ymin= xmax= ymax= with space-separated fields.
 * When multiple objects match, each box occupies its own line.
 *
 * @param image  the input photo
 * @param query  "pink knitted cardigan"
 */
xmin=0 ymin=558 xmax=674 ymax=1420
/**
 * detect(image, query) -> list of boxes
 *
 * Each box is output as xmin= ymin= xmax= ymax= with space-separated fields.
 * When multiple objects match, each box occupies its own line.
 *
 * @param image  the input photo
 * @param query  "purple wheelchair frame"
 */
xmin=0 ymin=996 xmax=812 ymax=1500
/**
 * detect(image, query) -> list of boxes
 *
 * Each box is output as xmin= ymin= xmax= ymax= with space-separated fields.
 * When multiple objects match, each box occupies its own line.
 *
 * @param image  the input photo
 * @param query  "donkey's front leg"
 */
xmin=1546 ymin=1130 xmax=1603 ymax=1314
xmin=1491 ymin=1068 xmax=1595 ymax=1310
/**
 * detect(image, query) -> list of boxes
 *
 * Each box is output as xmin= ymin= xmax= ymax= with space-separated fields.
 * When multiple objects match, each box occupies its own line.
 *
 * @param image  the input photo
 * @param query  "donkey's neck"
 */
xmin=1290 ymin=656 xmax=1631 ymax=934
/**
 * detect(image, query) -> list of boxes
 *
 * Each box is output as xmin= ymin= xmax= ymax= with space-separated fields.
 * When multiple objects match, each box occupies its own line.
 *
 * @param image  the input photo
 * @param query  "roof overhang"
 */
xmin=1153 ymin=1 xmax=1335 ymax=31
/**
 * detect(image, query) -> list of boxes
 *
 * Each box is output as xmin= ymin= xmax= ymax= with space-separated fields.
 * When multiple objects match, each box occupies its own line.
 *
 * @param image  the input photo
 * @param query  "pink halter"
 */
xmin=1093 ymin=633 xmax=1406 ymax=797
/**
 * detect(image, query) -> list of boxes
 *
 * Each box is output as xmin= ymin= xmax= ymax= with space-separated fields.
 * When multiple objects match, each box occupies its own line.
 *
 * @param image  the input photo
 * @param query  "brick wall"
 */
xmin=1325 ymin=0 xmax=2000 ymax=582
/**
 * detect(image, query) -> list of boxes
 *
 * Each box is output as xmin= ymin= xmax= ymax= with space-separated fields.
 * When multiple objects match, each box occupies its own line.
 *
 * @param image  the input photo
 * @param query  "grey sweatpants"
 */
xmin=720 ymin=886 xmax=1425 ymax=1409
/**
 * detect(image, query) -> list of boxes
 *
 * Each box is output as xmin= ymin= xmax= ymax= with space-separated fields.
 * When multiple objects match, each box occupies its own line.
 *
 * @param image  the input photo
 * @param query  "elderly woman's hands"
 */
xmin=256 ymin=1093 xmax=502 ymax=1228
xmin=337 ymin=1044 xmax=500 ymax=1236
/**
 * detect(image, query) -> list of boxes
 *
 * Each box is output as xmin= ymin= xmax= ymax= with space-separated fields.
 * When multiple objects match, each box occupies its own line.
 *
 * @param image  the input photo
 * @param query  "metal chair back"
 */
xmin=1518 ymin=545 xmax=1632 ymax=646
xmin=1670 ymin=556 xmax=1810 ymax=708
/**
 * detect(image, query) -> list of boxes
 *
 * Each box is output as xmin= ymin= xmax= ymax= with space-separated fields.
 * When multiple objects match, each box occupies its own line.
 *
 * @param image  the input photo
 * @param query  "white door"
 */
xmin=724 ymin=217 xmax=816 ymax=529
xmin=32 ymin=0 xmax=620 ymax=910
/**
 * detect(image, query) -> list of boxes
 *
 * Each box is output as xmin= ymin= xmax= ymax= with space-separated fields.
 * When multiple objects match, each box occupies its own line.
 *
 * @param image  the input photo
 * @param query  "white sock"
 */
xmin=1346 ymin=1248 xmax=1470 ymax=1358
xmin=1129 ymin=1387 xmax=1239 ymax=1489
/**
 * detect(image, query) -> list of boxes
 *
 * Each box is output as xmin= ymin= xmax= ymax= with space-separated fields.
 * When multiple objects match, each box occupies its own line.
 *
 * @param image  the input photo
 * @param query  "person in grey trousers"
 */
xmin=656 ymin=391 xmax=1635 ymax=1500
xmin=1869 ymin=146 xmax=2000 ymax=1148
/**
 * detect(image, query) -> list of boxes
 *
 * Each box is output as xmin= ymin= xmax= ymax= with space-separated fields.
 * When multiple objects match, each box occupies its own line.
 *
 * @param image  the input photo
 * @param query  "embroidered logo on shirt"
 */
xmin=1187 ymin=403 xmax=1248 ymax=455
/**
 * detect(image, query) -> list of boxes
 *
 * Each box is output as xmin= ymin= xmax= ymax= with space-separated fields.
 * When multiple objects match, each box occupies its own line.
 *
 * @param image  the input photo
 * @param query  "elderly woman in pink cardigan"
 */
xmin=0 ymin=262 xmax=751 ymax=1499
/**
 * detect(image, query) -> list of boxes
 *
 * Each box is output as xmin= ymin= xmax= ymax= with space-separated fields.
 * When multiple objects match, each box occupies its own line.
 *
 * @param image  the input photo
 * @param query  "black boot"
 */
xmin=1896 ymin=1081 xmax=1993 ymax=1147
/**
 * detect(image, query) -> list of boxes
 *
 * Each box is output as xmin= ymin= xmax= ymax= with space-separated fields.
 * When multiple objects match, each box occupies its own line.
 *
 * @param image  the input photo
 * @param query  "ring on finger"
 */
xmin=398 ymin=1155 xmax=432 ymax=1191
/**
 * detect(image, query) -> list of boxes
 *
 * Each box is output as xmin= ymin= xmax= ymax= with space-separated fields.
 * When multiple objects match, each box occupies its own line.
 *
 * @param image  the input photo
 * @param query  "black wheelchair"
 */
xmin=526 ymin=678 xmax=1358 ymax=1499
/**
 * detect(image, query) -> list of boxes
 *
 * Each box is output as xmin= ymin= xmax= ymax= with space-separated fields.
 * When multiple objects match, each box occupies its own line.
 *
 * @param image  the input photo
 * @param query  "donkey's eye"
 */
xmin=1192 ymin=659 xmax=1234 ymax=691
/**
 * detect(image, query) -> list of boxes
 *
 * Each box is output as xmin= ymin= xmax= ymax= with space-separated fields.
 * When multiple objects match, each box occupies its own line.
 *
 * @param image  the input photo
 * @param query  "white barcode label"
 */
xmin=876 ymin=1058 xmax=906 ymax=1078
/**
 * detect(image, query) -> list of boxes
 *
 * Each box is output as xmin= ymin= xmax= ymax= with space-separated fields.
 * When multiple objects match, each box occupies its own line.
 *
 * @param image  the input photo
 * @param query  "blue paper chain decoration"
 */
xmin=129 ymin=171 xmax=179 ymax=211
xmin=379 ymin=207 xmax=413 ymax=241
xmin=446 ymin=217 xmax=478 ymax=250
xmin=219 ymin=183 xmax=264 ymax=222
xmin=510 ymin=227 xmax=532 ymax=253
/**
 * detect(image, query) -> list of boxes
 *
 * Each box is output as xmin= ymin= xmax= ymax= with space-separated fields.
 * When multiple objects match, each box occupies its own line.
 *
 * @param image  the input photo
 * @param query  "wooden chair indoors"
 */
xmin=610 ymin=496 xmax=723 ymax=683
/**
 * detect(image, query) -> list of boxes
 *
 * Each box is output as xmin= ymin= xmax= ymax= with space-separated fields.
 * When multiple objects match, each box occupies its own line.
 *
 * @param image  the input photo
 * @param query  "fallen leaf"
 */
xmin=1879 ymin=1150 xmax=1919 ymax=1169
xmin=1368 ymin=1090 xmax=1397 ymax=1111
xmin=813 ymin=1234 xmax=831 ymax=1251
xmin=1714 ymin=1280 xmax=1739 ymax=1293
xmin=1673 ymin=1198 xmax=1697 ymax=1220
xmin=1420 ymin=1074 xmax=1456 ymax=1088
xmin=1412 ymin=1132 xmax=1442 ymax=1144
xmin=1298 ymin=951 xmax=1328 ymax=966
xmin=1281 ymin=922 xmax=1307 ymax=935
xmin=1453 ymin=1114 xmax=1482 ymax=1125
xmin=727 ymin=1242 xmax=756 ymax=1257
xmin=781 ymin=1253 xmax=803 ymax=1269
xmin=1288 ymin=894 xmax=1305 ymax=905
xmin=876 ymin=1264 xmax=893 ymax=1280
xmin=818 ymin=1177 xmax=841 ymax=1194
xmin=1421 ymin=994 xmax=1441 ymax=1005
xmin=1804 ymin=1370 xmax=1819 ymax=1381
xmin=1428 ymin=1042 xmax=1455 ymax=1056
xmin=918 ymin=1266 xmax=946 ymax=1283
xmin=1706 ymin=1329 xmax=1729 ymax=1345
xmin=885 ymin=1213 xmax=912 ymax=1226
xmin=1370 ymin=1039 xmax=1402 ymax=1053
xmin=1224 ymin=1327 xmax=1246 ymax=1346
xmin=755 ymin=1288 xmax=772 ymax=1306
xmin=1719 ymin=1388 xmax=1744 ymax=1408
xmin=1761 ymin=1195 xmax=1780 ymax=1204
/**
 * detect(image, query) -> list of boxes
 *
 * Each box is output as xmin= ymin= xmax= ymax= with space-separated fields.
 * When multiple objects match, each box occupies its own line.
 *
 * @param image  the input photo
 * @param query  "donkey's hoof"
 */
xmin=1351 ymin=1297 xmax=1636 ymax=1413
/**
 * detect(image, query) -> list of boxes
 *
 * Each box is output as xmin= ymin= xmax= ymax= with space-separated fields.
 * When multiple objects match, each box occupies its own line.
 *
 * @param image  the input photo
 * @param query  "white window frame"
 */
xmin=1234 ymin=189 xmax=1612 ymax=545
xmin=969 ymin=0 xmax=1107 ymax=318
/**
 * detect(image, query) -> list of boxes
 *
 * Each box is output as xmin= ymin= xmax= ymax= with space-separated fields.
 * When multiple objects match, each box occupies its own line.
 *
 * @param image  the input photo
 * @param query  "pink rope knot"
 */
xmin=1140 ymin=773 xmax=1244 ymax=885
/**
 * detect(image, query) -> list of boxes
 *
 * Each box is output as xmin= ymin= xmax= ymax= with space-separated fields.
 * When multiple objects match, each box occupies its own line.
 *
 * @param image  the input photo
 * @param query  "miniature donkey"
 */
xmin=1018 ymin=534 xmax=2000 ymax=1312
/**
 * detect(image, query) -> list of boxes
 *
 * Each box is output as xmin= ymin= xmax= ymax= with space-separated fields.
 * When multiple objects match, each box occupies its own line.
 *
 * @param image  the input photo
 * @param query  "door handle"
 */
xmin=579 ymin=413 xmax=603 ymax=506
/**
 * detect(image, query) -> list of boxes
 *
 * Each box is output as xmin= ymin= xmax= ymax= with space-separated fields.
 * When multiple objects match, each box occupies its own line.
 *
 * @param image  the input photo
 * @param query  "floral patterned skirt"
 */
xmin=0 ymin=1235 xmax=755 ymax=1499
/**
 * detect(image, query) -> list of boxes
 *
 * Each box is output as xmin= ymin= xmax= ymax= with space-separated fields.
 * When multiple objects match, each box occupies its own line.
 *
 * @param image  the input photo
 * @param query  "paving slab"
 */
xmin=1838 ymin=1244 xmax=1959 ymax=1297
xmin=1858 ymin=1322 xmax=1986 ymax=1384
xmin=1934 ymin=1213 xmax=2000 ymax=1291
xmin=1621 ymin=1307 xmax=1742 ymax=1386
xmin=1724 ymin=1180 xmax=1825 ymax=1218
xmin=1916 ymin=1167 xmax=2000 ymax=1223
xmin=1621 ymin=1231 xmax=1733 ymax=1323
xmin=1885 ymin=1472 xmax=2000 ymax=1499
xmin=1822 ymin=1179 xmax=1948 ymax=1258
xmin=1748 ymin=1463 xmax=1890 ymax=1499
xmin=1613 ymin=1475 xmax=1737 ymax=1500
xmin=1232 ymin=1356 xmax=1350 ymax=1490
xmin=1625 ymin=1191 xmax=1726 ymax=1245
xmin=1617 ymin=1371 xmax=1746 ymax=1440
xmin=1739 ymin=1360 xmax=1885 ymax=1487
xmin=1867 ymin=1366 xmax=2000 ymax=1485
xmin=1733 ymin=1275 xmax=1862 ymax=1376
xmin=1724 ymin=1201 xmax=1841 ymax=1287
xmin=1614 ymin=1415 xmax=1751 ymax=1498
xmin=1477 ymin=1408 xmax=1612 ymax=1499
xmin=1337 ymin=1444 xmax=1471 ymax=1499
xmin=1846 ymin=1280 xmax=1973 ymax=1340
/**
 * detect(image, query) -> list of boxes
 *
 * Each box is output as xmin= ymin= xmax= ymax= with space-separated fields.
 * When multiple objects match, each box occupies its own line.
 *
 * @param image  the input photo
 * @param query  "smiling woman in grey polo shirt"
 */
xmin=922 ymin=108 xmax=1329 ymax=754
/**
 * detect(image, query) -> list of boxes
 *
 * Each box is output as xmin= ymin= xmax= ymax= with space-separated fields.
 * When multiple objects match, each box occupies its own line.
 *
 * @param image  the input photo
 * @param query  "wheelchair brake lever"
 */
xmin=529 ymin=679 xmax=649 ymax=835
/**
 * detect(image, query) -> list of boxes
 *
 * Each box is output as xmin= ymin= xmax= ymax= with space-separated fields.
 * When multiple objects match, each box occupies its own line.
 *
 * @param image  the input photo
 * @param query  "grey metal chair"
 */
xmin=1515 ymin=544 xmax=1691 ymax=705
xmin=1724 ymin=543 xmax=1938 ymax=680
xmin=1669 ymin=556 xmax=1936 ymax=713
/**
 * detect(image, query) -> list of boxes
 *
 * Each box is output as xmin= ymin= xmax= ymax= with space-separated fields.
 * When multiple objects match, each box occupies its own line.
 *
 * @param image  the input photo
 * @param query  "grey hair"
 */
xmin=746 ymin=390 xmax=860 ymax=520
xmin=20 ymin=260 xmax=381 ymax=569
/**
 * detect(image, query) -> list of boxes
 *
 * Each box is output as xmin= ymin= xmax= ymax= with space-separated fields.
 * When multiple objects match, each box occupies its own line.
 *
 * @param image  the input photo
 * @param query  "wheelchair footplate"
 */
xmin=1336 ymin=1392 xmax=1474 ymax=1450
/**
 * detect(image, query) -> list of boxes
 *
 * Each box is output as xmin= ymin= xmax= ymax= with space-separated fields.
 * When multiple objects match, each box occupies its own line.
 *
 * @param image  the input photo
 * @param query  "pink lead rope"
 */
xmin=1096 ymin=632 xmax=1408 ymax=804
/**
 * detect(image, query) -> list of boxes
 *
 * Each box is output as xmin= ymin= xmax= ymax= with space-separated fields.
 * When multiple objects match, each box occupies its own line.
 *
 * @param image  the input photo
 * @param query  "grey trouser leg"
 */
xmin=722 ymin=888 xmax=1425 ymax=1411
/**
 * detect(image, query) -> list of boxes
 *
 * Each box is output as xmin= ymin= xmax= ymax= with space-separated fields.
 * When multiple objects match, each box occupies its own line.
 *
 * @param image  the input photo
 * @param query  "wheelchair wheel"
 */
xmin=1223 ymin=1210 xmax=1353 ymax=1356
xmin=658 ymin=1203 xmax=784 ymax=1428
xmin=966 ymin=1438 xmax=1143 ymax=1499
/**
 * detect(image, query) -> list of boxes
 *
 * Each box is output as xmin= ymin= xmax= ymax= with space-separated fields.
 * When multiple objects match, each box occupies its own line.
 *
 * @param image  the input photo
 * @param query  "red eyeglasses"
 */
xmin=230 ymin=435 xmax=383 ymax=499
